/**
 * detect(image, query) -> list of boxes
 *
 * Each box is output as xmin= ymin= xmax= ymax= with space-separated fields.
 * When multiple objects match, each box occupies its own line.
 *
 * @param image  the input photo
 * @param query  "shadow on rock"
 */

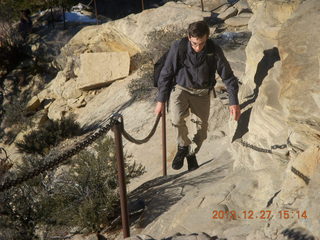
xmin=129 ymin=160 xmax=230 ymax=228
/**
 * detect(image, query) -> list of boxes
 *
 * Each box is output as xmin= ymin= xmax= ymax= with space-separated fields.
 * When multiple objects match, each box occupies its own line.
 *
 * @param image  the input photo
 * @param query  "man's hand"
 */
xmin=155 ymin=102 xmax=165 ymax=115
xmin=229 ymin=105 xmax=241 ymax=121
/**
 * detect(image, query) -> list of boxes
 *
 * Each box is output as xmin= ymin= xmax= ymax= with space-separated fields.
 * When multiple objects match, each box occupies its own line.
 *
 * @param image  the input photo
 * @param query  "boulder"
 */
xmin=61 ymin=79 xmax=82 ymax=99
xmin=217 ymin=6 xmax=238 ymax=20
xmin=225 ymin=16 xmax=251 ymax=27
xmin=77 ymin=52 xmax=130 ymax=90
xmin=26 ymin=96 xmax=41 ymax=112
xmin=278 ymin=0 xmax=320 ymax=147
xmin=109 ymin=1 xmax=211 ymax=49
xmin=182 ymin=0 xmax=229 ymax=12
xmin=47 ymin=99 xmax=70 ymax=121
xmin=234 ymin=0 xmax=251 ymax=14
xmin=280 ymin=145 xmax=320 ymax=201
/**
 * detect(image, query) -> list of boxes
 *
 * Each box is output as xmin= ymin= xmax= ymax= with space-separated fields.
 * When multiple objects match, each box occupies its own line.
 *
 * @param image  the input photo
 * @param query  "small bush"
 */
xmin=15 ymin=116 xmax=81 ymax=155
xmin=128 ymin=64 xmax=156 ymax=100
xmin=0 ymin=136 xmax=145 ymax=239
xmin=47 ymin=137 xmax=145 ymax=231
xmin=0 ymin=3 xmax=28 ymax=74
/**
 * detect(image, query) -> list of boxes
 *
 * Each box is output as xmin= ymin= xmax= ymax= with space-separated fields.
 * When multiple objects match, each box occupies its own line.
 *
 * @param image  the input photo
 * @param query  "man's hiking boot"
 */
xmin=187 ymin=154 xmax=199 ymax=171
xmin=172 ymin=146 xmax=189 ymax=170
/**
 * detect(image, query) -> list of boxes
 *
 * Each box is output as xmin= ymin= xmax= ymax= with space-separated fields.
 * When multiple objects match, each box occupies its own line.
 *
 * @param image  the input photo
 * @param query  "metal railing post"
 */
xmin=161 ymin=103 xmax=167 ymax=176
xmin=94 ymin=0 xmax=99 ymax=25
xmin=113 ymin=121 xmax=130 ymax=238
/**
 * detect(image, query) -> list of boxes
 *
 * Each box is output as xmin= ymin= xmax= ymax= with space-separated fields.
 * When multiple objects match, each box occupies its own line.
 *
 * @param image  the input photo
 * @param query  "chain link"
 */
xmin=239 ymin=139 xmax=287 ymax=154
xmin=239 ymin=139 xmax=272 ymax=153
xmin=291 ymin=166 xmax=310 ymax=185
xmin=118 ymin=114 xmax=161 ymax=145
xmin=282 ymin=228 xmax=315 ymax=240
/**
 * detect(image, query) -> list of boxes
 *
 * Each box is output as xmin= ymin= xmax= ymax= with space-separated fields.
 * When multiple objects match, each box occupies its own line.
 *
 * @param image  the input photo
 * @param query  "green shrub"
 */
xmin=0 ymin=2 xmax=28 ymax=74
xmin=15 ymin=116 xmax=81 ymax=155
xmin=128 ymin=64 xmax=156 ymax=100
xmin=0 ymin=136 xmax=145 ymax=239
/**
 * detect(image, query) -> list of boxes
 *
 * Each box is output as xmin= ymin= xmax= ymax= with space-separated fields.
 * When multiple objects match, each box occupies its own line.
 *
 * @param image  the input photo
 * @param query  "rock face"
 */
xmin=229 ymin=0 xmax=320 ymax=239
xmin=77 ymin=52 xmax=130 ymax=90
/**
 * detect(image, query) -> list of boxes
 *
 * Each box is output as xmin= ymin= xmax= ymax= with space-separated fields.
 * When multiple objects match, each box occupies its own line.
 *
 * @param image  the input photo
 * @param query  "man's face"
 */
xmin=188 ymin=35 xmax=208 ymax=53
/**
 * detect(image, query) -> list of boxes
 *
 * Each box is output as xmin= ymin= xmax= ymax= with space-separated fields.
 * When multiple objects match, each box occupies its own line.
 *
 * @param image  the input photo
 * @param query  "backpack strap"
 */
xmin=205 ymin=39 xmax=218 ymax=89
xmin=177 ymin=37 xmax=189 ymax=69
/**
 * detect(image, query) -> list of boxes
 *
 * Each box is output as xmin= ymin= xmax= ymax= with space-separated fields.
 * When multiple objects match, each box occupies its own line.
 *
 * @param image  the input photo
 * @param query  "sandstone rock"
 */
xmin=225 ymin=16 xmax=250 ymax=27
xmin=237 ymin=12 xmax=253 ymax=18
xmin=278 ymin=145 xmax=320 ymax=204
xmin=234 ymin=0 xmax=251 ymax=14
xmin=217 ymin=6 xmax=238 ymax=21
xmin=182 ymin=0 xmax=228 ymax=12
xmin=26 ymin=95 xmax=41 ymax=112
xmin=278 ymin=0 xmax=320 ymax=147
xmin=125 ymin=235 xmax=155 ymax=240
xmin=48 ymin=71 xmax=68 ymax=98
xmin=67 ymin=97 xmax=87 ymax=109
xmin=47 ymin=99 xmax=70 ymax=121
xmin=77 ymin=52 xmax=130 ymax=90
xmin=215 ymin=4 xmax=230 ymax=14
xmin=62 ymin=57 xmax=77 ymax=80
xmin=31 ymin=109 xmax=49 ymax=126
xmin=62 ymin=79 xmax=82 ymax=99
xmin=110 ymin=1 xmax=210 ymax=49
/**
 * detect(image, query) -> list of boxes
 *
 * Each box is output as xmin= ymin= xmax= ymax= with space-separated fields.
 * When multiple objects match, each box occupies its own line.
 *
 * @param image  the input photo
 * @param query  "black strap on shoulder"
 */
xmin=177 ymin=37 xmax=188 ymax=68
xmin=205 ymin=39 xmax=217 ymax=87
xmin=206 ymin=38 xmax=216 ymax=54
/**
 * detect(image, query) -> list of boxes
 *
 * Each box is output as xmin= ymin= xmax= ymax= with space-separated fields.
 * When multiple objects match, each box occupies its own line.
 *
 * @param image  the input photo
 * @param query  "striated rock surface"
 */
xmin=77 ymin=52 xmax=130 ymax=90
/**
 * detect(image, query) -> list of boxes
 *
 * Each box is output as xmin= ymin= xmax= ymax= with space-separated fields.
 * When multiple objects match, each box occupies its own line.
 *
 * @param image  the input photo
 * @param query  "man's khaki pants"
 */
xmin=169 ymin=86 xmax=210 ymax=155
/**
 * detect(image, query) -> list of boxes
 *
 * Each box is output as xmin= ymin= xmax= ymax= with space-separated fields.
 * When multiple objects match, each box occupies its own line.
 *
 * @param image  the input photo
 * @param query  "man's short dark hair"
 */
xmin=188 ymin=21 xmax=210 ymax=38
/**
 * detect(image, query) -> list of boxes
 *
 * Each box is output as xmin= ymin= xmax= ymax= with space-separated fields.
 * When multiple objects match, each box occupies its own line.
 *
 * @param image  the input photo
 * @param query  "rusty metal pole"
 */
xmin=141 ymin=0 xmax=145 ymax=11
xmin=113 ymin=121 xmax=130 ymax=238
xmin=93 ymin=0 xmax=99 ymax=25
xmin=161 ymin=103 xmax=167 ymax=176
xmin=200 ymin=0 xmax=204 ymax=11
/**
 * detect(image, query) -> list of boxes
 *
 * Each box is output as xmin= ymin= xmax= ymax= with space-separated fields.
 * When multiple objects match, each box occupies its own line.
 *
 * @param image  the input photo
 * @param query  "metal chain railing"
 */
xmin=0 ymin=110 xmax=166 ymax=239
xmin=0 ymin=116 xmax=118 ymax=193
xmin=282 ymin=228 xmax=315 ymax=240
xmin=291 ymin=166 xmax=310 ymax=185
xmin=239 ymin=139 xmax=311 ymax=185
xmin=239 ymin=139 xmax=287 ymax=154
xmin=118 ymin=114 xmax=161 ymax=145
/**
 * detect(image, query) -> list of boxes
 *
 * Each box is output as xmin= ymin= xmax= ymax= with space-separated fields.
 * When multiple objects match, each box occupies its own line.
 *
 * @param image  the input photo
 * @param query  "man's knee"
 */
xmin=171 ymin=117 xmax=186 ymax=127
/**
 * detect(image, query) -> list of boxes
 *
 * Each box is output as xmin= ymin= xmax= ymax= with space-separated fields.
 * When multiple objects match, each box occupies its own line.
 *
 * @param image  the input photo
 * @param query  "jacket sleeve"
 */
xmin=215 ymin=45 xmax=239 ymax=105
xmin=156 ymin=40 xmax=180 ymax=102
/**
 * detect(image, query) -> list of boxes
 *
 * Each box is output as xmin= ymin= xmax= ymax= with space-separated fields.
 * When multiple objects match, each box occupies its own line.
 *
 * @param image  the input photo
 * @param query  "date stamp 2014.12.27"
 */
xmin=212 ymin=210 xmax=308 ymax=220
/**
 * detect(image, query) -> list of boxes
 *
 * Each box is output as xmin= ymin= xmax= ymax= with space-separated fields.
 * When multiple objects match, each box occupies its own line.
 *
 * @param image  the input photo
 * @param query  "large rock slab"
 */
xmin=234 ymin=0 xmax=251 ymax=14
xmin=217 ymin=6 xmax=238 ymax=20
xmin=182 ymin=0 xmax=229 ymax=12
xmin=278 ymin=0 xmax=320 ymax=148
xmin=225 ymin=16 xmax=251 ymax=27
xmin=77 ymin=51 xmax=130 ymax=90
xmin=109 ymin=1 xmax=211 ymax=49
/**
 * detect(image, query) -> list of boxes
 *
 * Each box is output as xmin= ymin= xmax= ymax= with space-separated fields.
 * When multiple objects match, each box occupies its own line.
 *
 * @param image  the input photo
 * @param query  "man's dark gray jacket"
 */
xmin=156 ymin=39 xmax=239 ymax=105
